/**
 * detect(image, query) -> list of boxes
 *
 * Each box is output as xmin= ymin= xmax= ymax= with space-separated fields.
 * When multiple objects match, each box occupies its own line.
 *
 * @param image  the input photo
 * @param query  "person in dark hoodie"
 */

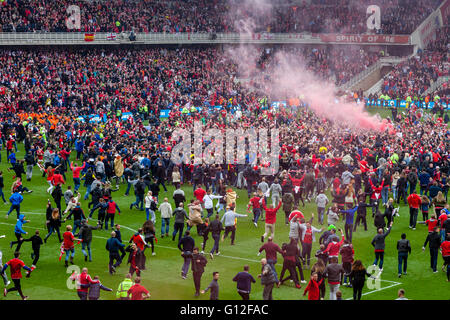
xmin=78 ymin=219 xmax=101 ymax=262
xmin=232 ymin=265 xmax=256 ymax=300
xmin=89 ymin=197 xmax=108 ymax=229
xmin=279 ymin=239 xmax=301 ymax=289
xmin=51 ymin=183 xmax=63 ymax=214
xmin=339 ymin=240 xmax=354 ymax=287
xmin=87 ymin=275 xmax=112 ymax=300
xmin=191 ymin=247 xmax=208 ymax=297
xmin=422 ymin=226 xmax=442 ymax=273
xmin=353 ymin=194 xmax=370 ymax=231
xmin=349 ymin=260 xmax=375 ymax=300
xmin=22 ymin=230 xmax=43 ymax=268
xmin=0 ymin=171 xmax=7 ymax=204
xmin=172 ymin=202 xmax=189 ymax=243
xmin=371 ymin=221 xmax=393 ymax=272
xmin=64 ymin=203 xmax=86 ymax=235
xmin=397 ymin=233 xmax=411 ymax=277
xmin=373 ymin=209 xmax=386 ymax=230
xmin=105 ymin=231 xmax=125 ymax=274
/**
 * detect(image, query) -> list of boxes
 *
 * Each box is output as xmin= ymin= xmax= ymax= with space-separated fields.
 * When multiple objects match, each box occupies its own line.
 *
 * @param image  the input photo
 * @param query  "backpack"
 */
xmin=150 ymin=199 xmax=157 ymax=211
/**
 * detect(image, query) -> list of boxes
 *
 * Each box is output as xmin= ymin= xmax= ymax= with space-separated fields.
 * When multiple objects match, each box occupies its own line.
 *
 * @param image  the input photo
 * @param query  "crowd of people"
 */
xmin=0 ymin=0 xmax=443 ymax=34
xmin=0 ymin=45 xmax=389 ymax=120
xmin=376 ymin=26 xmax=449 ymax=103
xmin=0 ymin=75 xmax=448 ymax=299
xmin=0 ymin=1 xmax=448 ymax=299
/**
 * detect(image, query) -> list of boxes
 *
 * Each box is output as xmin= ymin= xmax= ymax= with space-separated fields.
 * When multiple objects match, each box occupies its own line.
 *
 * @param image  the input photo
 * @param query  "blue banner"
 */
xmin=121 ymin=112 xmax=133 ymax=121
xmin=365 ymin=99 xmax=448 ymax=109
xmin=160 ymin=109 xmax=171 ymax=118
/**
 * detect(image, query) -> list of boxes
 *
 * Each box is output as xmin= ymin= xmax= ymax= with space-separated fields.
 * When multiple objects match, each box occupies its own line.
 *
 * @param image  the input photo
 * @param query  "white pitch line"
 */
xmin=1 ymin=220 xmax=404 ymax=299
xmin=118 ymin=224 xmax=262 ymax=263
xmin=345 ymin=281 xmax=402 ymax=300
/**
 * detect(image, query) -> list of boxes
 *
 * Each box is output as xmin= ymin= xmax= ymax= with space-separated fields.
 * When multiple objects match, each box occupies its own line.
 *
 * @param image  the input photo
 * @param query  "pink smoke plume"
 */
xmin=225 ymin=0 xmax=387 ymax=132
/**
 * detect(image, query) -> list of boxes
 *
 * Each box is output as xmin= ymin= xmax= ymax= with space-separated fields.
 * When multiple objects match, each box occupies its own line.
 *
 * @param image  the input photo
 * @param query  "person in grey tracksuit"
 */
xmin=269 ymin=179 xmax=282 ymax=207
xmin=316 ymin=192 xmax=329 ymax=225
xmin=341 ymin=170 xmax=354 ymax=186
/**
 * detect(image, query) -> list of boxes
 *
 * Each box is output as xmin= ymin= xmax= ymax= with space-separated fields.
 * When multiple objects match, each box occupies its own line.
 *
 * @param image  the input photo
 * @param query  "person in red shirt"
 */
xmin=258 ymin=237 xmax=284 ymax=286
xmin=51 ymin=172 xmax=65 ymax=187
xmin=288 ymin=173 xmax=305 ymax=207
xmin=247 ymin=192 xmax=261 ymax=227
xmin=63 ymin=225 xmax=81 ymax=267
xmin=193 ymin=186 xmax=206 ymax=207
xmin=261 ymin=199 xmax=282 ymax=242
xmin=70 ymin=161 xmax=86 ymax=192
xmin=440 ymin=236 xmax=450 ymax=281
xmin=407 ymin=190 xmax=422 ymax=230
xmin=2 ymin=251 xmax=32 ymax=300
xmin=418 ymin=214 xmax=439 ymax=233
xmin=127 ymin=276 xmax=150 ymax=300
xmin=303 ymin=272 xmax=322 ymax=300
xmin=323 ymin=229 xmax=345 ymax=259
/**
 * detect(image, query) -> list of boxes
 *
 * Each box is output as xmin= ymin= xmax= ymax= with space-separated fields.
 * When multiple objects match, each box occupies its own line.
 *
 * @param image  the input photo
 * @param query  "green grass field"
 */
xmin=0 ymin=109 xmax=449 ymax=301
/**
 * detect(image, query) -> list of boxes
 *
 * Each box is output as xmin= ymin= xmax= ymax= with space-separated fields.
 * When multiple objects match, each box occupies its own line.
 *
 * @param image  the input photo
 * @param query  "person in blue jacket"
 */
xmin=10 ymin=214 xmax=30 ymax=252
xmin=418 ymin=170 xmax=431 ymax=195
xmin=6 ymin=191 xmax=24 ymax=219
xmin=7 ymin=151 xmax=16 ymax=165
xmin=340 ymin=206 xmax=358 ymax=243
xmin=106 ymin=231 xmax=125 ymax=274
xmin=75 ymin=138 xmax=84 ymax=160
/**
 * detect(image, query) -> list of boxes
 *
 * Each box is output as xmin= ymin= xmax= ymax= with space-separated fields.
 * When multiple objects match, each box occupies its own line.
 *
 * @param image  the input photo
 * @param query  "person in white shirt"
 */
xmin=144 ymin=191 xmax=157 ymax=223
xmin=159 ymin=198 xmax=173 ymax=238
xmin=220 ymin=204 xmax=248 ymax=245
xmin=203 ymin=190 xmax=223 ymax=218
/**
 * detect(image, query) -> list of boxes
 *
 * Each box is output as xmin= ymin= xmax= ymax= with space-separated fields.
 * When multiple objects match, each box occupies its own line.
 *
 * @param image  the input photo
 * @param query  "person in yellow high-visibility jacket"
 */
xmin=116 ymin=273 xmax=134 ymax=300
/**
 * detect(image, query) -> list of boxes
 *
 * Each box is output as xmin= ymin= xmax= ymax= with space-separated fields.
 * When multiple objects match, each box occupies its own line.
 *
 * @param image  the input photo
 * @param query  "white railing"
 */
xmin=338 ymin=56 xmax=407 ymax=91
xmin=423 ymin=76 xmax=449 ymax=95
xmin=0 ymin=31 xmax=413 ymax=45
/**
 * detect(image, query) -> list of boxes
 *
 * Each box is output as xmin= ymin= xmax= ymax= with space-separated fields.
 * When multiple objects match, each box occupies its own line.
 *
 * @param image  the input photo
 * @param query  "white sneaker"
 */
xmin=215 ymin=252 xmax=220 ymax=256
xmin=6 ymin=280 xmax=10 ymax=287
xmin=301 ymin=280 xmax=307 ymax=284
xmin=380 ymin=268 xmax=383 ymax=273
xmin=413 ymin=228 xmax=416 ymax=230
xmin=200 ymin=251 xmax=205 ymax=255
xmin=254 ymin=222 xmax=257 ymax=227
xmin=152 ymin=252 xmax=156 ymax=256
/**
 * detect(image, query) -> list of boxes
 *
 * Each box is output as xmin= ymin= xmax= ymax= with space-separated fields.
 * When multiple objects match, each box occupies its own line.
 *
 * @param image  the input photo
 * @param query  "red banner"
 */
xmin=316 ymin=34 xmax=410 ymax=44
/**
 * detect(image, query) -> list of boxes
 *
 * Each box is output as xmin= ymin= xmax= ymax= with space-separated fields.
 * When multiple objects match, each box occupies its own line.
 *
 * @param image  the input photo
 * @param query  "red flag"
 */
xmin=84 ymin=33 xmax=95 ymax=42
